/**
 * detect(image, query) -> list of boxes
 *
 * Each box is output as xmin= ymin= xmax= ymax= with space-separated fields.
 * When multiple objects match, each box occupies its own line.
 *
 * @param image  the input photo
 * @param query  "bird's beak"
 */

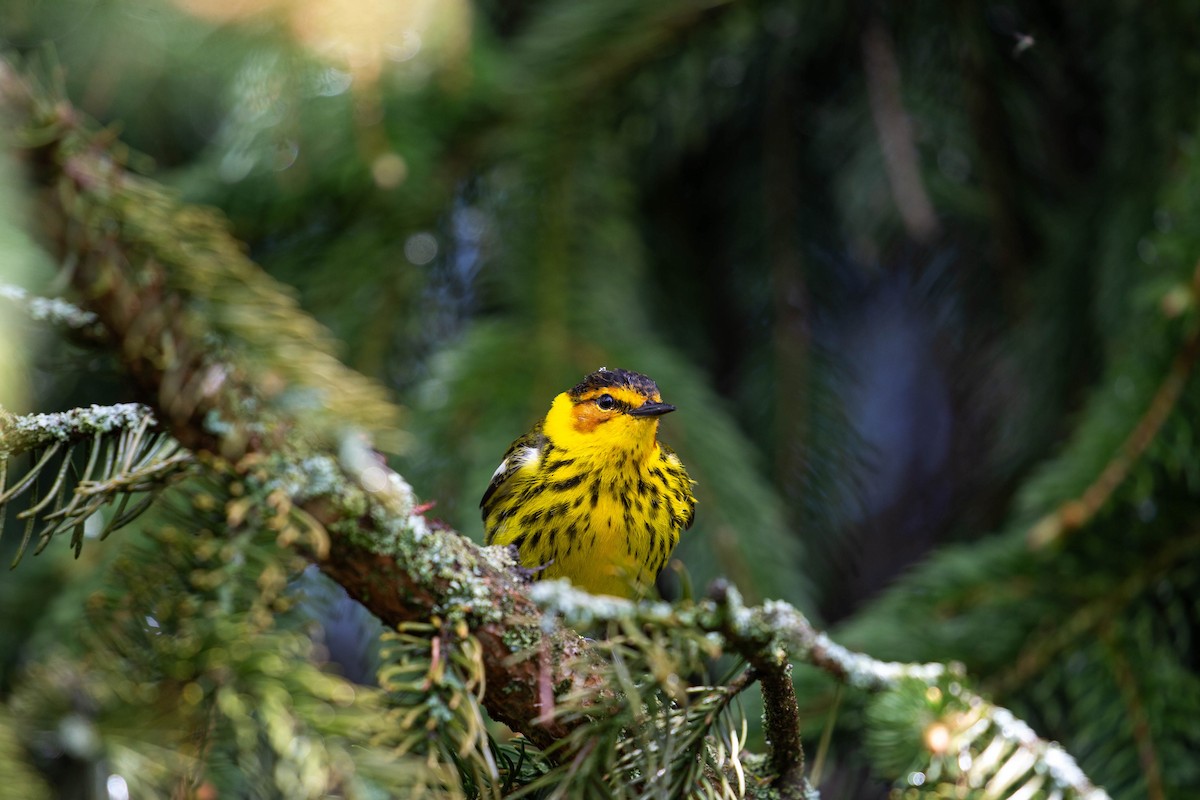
xmin=629 ymin=401 xmax=676 ymax=418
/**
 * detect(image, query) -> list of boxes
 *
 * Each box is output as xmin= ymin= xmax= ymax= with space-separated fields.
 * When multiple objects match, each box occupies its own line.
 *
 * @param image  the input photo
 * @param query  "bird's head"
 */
xmin=543 ymin=367 xmax=675 ymax=457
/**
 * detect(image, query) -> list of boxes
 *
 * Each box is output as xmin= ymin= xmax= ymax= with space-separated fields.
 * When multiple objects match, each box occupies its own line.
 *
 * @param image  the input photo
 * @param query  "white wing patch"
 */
xmin=489 ymin=458 xmax=510 ymax=482
xmin=514 ymin=445 xmax=540 ymax=469
xmin=489 ymin=445 xmax=539 ymax=483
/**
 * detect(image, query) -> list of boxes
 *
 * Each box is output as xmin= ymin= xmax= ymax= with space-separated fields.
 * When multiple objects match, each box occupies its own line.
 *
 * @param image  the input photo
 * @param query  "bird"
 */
xmin=481 ymin=367 xmax=696 ymax=598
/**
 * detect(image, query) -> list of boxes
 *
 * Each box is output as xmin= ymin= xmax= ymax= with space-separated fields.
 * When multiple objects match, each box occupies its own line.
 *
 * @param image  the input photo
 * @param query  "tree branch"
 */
xmin=0 ymin=403 xmax=157 ymax=456
xmin=862 ymin=17 xmax=939 ymax=243
xmin=0 ymin=403 xmax=191 ymax=565
xmin=532 ymin=579 xmax=1111 ymax=800
xmin=708 ymin=581 xmax=807 ymax=798
xmin=0 ymin=55 xmax=598 ymax=751
xmin=1029 ymin=271 xmax=1200 ymax=547
xmin=1 ymin=56 xmax=1112 ymax=799
xmin=0 ymin=283 xmax=108 ymax=343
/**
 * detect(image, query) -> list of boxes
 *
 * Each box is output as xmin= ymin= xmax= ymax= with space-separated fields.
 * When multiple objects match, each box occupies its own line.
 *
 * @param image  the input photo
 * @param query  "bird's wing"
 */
xmin=660 ymin=442 xmax=697 ymax=531
xmin=480 ymin=423 xmax=546 ymax=518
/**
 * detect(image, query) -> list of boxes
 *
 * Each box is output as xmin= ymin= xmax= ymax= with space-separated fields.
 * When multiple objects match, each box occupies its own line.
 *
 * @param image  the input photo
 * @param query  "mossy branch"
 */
xmin=0 ymin=403 xmax=190 ymax=565
xmin=706 ymin=581 xmax=806 ymax=798
xmin=0 ymin=54 xmax=596 ymax=752
xmin=1 ymin=54 xmax=1113 ymax=798
xmin=532 ymin=579 xmax=1111 ymax=800
xmin=0 ymin=403 xmax=157 ymax=457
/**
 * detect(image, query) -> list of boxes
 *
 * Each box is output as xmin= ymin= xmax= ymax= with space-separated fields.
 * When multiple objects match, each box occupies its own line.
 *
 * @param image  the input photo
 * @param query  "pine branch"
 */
xmin=862 ymin=17 xmax=939 ymax=242
xmin=0 ymin=54 xmax=597 ymax=752
xmin=707 ymin=581 xmax=806 ymax=799
xmin=1029 ymin=267 xmax=1200 ymax=547
xmin=0 ymin=54 xmax=1113 ymax=798
xmin=532 ymin=580 xmax=1111 ymax=800
xmin=0 ymin=403 xmax=154 ymax=456
xmin=1100 ymin=627 xmax=1165 ymax=800
xmin=0 ymin=404 xmax=191 ymax=565
xmin=8 ymin=512 xmax=447 ymax=799
xmin=992 ymin=528 xmax=1200 ymax=696
xmin=0 ymin=283 xmax=107 ymax=343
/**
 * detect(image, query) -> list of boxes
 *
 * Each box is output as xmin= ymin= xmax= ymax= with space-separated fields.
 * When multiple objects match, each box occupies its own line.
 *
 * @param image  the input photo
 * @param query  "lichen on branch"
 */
xmin=0 ymin=54 xmax=1114 ymax=800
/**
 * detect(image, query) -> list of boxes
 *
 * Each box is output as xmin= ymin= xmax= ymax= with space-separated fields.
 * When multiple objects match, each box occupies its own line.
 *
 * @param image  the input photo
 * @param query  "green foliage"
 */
xmin=378 ymin=622 xmax=523 ymax=797
xmin=827 ymin=119 xmax=1200 ymax=800
xmin=3 ymin=476 xmax=459 ymax=798
xmin=864 ymin=678 xmax=1102 ymax=800
xmin=0 ymin=709 xmax=48 ymax=800
xmin=525 ymin=613 xmax=749 ymax=799
xmin=101 ymin=175 xmax=405 ymax=446
xmin=6 ymin=0 xmax=1200 ymax=798
xmin=1 ymin=57 xmax=405 ymax=451
xmin=0 ymin=405 xmax=191 ymax=566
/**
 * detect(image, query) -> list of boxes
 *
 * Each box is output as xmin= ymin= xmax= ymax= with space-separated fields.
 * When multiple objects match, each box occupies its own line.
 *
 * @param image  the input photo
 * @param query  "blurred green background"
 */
xmin=3 ymin=1 xmax=1200 ymax=798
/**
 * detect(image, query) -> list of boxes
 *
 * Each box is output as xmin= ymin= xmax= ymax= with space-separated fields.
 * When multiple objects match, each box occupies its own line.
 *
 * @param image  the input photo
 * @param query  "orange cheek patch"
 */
xmin=572 ymin=404 xmax=605 ymax=433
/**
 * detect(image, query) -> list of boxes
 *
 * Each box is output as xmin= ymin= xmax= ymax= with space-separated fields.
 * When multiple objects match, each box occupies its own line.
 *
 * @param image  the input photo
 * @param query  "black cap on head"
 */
xmin=568 ymin=367 xmax=661 ymax=400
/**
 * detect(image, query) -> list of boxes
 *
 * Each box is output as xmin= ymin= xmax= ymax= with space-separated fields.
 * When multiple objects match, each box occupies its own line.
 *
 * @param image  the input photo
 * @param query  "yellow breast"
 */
xmin=484 ymin=388 xmax=700 ymax=594
xmin=483 ymin=385 xmax=696 ymax=597
xmin=487 ymin=452 xmax=685 ymax=596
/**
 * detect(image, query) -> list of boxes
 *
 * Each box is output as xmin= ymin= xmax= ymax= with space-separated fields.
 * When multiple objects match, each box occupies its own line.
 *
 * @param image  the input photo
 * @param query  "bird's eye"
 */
xmin=596 ymin=394 xmax=616 ymax=411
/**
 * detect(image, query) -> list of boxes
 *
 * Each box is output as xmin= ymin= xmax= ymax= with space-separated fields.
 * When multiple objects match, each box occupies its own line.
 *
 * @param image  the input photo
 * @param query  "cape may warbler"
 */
xmin=482 ymin=368 xmax=696 ymax=597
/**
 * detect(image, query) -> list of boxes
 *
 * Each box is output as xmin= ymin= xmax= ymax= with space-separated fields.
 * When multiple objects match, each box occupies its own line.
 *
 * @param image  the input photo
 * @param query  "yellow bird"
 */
xmin=482 ymin=368 xmax=696 ymax=597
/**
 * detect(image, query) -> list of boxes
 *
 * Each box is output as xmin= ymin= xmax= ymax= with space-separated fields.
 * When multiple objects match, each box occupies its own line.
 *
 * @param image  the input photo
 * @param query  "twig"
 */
xmin=862 ymin=18 xmax=939 ymax=242
xmin=0 ymin=283 xmax=109 ymax=343
xmin=1029 ymin=268 xmax=1200 ymax=547
xmin=1100 ymin=626 xmax=1165 ymax=800
xmin=0 ymin=55 xmax=601 ymax=751
xmin=708 ymin=581 xmax=806 ymax=797
xmin=0 ymin=403 xmax=157 ymax=456
xmin=531 ymin=579 xmax=1111 ymax=800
